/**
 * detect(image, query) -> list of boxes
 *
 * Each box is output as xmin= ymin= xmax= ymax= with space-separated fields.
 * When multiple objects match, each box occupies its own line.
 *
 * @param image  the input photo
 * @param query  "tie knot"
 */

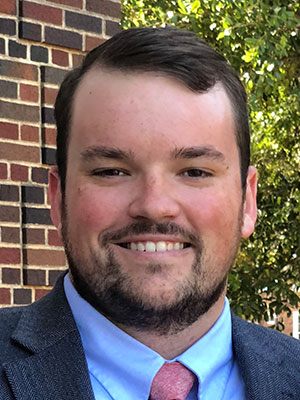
xmin=150 ymin=362 xmax=196 ymax=400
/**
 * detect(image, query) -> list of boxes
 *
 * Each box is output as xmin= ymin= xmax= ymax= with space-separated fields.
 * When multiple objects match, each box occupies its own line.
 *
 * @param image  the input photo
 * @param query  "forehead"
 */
xmin=69 ymin=68 xmax=237 ymax=160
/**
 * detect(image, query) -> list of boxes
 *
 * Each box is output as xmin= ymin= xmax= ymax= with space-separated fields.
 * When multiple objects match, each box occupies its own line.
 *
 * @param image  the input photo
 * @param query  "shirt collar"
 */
xmin=64 ymin=273 xmax=233 ymax=399
xmin=177 ymin=296 xmax=233 ymax=398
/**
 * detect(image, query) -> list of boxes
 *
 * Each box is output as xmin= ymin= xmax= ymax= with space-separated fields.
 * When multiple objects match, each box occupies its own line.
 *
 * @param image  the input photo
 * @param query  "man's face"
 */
xmin=50 ymin=69 xmax=257 ymax=334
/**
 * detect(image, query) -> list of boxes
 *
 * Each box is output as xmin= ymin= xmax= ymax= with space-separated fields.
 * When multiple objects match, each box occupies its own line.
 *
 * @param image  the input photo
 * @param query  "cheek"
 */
xmin=67 ymin=185 xmax=127 ymax=233
xmin=186 ymin=190 xmax=241 ymax=233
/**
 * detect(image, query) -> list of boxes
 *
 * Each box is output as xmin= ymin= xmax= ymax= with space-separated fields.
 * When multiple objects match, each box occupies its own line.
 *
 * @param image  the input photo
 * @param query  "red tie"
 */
xmin=149 ymin=362 xmax=196 ymax=400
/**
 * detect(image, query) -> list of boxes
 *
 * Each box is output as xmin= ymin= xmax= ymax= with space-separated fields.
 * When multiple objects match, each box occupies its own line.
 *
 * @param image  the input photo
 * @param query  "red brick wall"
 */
xmin=0 ymin=0 xmax=121 ymax=307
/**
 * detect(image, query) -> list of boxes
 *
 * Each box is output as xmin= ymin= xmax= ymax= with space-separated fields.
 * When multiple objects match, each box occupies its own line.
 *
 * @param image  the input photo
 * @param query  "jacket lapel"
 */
xmin=3 ymin=275 xmax=95 ymax=400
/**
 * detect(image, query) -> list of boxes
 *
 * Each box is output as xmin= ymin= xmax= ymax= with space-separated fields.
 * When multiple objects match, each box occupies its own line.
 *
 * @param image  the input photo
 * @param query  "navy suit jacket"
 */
xmin=1 ymin=275 xmax=300 ymax=399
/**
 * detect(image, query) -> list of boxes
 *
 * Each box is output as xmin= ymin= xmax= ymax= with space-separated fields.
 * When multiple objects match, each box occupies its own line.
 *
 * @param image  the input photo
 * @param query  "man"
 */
xmin=1 ymin=27 xmax=300 ymax=400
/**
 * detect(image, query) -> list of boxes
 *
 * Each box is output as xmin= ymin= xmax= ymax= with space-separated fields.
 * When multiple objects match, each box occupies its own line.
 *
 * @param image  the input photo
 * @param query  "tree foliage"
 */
xmin=122 ymin=0 xmax=300 ymax=329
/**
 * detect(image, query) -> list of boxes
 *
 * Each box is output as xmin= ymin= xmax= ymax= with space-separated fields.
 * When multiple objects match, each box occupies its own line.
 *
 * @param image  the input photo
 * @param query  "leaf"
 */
xmin=177 ymin=0 xmax=187 ymax=14
xmin=217 ymin=31 xmax=225 ymax=40
xmin=191 ymin=0 xmax=200 ymax=12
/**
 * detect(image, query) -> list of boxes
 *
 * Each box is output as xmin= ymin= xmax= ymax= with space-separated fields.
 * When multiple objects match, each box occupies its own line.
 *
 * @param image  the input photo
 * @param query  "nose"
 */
xmin=128 ymin=175 xmax=181 ymax=222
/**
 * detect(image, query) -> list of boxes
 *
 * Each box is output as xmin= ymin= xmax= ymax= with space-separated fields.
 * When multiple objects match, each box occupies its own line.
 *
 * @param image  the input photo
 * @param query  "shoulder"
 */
xmin=0 ymin=305 xmax=23 ymax=336
xmin=231 ymin=314 xmax=300 ymax=398
xmin=232 ymin=313 xmax=300 ymax=344
xmin=232 ymin=313 xmax=300 ymax=365
xmin=0 ymin=305 xmax=28 ymax=363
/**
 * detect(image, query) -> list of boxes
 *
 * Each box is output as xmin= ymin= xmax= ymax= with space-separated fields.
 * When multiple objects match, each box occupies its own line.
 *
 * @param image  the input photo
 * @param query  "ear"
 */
xmin=48 ymin=166 xmax=63 ymax=239
xmin=241 ymin=166 xmax=258 ymax=239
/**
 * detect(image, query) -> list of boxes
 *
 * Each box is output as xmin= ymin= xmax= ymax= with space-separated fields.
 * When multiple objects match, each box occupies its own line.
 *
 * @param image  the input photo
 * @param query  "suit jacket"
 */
xmin=1 ymin=275 xmax=300 ymax=400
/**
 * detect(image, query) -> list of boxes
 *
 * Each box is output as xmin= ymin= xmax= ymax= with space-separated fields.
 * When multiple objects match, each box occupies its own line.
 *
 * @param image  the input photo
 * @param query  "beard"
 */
xmin=62 ymin=214 xmax=241 ymax=336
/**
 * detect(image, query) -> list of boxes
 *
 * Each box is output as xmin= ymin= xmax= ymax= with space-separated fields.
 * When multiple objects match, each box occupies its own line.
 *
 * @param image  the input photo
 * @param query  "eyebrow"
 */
xmin=80 ymin=146 xmax=133 ymax=162
xmin=80 ymin=145 xmax=225 ymax=163
xmin=172 ymin=146 xmax=225 ymax=161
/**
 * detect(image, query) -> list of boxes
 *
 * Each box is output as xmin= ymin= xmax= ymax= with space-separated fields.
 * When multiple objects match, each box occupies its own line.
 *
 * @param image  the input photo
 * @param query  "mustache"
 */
xmin=101 ymin=221 xmax=201 ymax=247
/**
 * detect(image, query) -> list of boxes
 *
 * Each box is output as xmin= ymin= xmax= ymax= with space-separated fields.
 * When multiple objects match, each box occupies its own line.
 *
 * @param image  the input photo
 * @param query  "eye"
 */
xmin=92 ymin=169 xmax=129 ymax=177
xmin=181 ymin=169 xmax=212 ymax=178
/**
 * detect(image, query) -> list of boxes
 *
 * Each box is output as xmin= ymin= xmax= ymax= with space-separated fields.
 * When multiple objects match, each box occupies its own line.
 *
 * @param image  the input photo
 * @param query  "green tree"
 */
xmin=122 ymin=0 xmax=300 ymax=329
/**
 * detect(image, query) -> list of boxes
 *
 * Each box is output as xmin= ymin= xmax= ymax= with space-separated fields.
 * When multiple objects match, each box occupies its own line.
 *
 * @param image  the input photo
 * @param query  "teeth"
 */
xmin=137 ymin=242 xmax=145 ymax=251
xmin=157 ymin=241 xmax=167 ymax=252
xmin=130 ymin=242 xmax=137 ymax=251
xmin=128 ymin=241 xmax=185 ymax=252
xmin=145 ymin=242 xmax=156 ymax=252
xmin=167 ymin=242 xmax=173 ymax=251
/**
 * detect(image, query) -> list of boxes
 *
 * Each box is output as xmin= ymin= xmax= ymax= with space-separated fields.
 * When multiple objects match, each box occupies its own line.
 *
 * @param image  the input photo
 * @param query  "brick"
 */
xmin=0 ymin=206 xmax=19 ymax=222
xmin=42 ymin=107 xmax=55 ymax=124
xmin=86 ymin=0 xmax=121 ymax=19
xmin=1 ymin=227 xmax=20 ymax=244
xmin=21 ymin=186 xmax=44 ymax=204
xmin=2 ymin=267 xmax=20 ymax=284
xmin=41 ymin=66 xmax=67 ymax=85
xmin=35 ymin=288 xmax=51 ymax=300
xmin=105 ymin=20 xmax=121 ymax=37
xmin=21 ymin=1 xmax=62 ymax=25
xmin=11 ymin=164 xmax=29 ymax=182
xmin=0 ymin=38 xmax=5 ymax=54
xmin=34 ymin=289 xmax=51 ymax=301
xmin=42 ymin=147 xmax=56 ymax=165
xmin=42 ymin=87 xmax=58 ymax=105
xmin=42 ymin=127 xmax=56 ymax=146
xmin=23 ymin=269 xmax=46 ymax=285
xmin=66 ymin=11 xmax=102 ymax=33
xmin=49 ymin=269 xmax=64 ymax=285
xmin=32 ymin=167 xmax=48 ymax=184
xmin=0 ymin=288 xmax=10 ymax=304
xmin=9 ymin=40 xmax=27 ymax=59
xmin=85 ymin=36 xmax=105 ymax=51
xmin=0 ymin=80 xmax=18 ymax=99
xmin=0 ymin=100 xmax=39 ymax=122
xmin=45 ymin=0 xmax=82 ymax=8
xmin=44 ymin=27 xmax=82 ymax=50
xmin=48 ymin=229 xmax=63 ymax=246
xmin=0 ymin=0 xmax=16 ymax=15
xmin=30 ymin=45 xmax=48 ymax=63
xmin=22 ymin=206 xmax=52 ymax=225
xmin=0 ymin=121 xmax=18 ymax=140
xmin=0 ymin=59 xmax=38 ymax=81
xmin=0 ymin=184 xmax=19 ymax=202
xmin=0 ymin=18 xmax=16 ymax=35
xmin=51 ymin=49 xmax=69 ymax=67
xmin=24 ymin=249 xmax=66 ymax=266
xmin=0 ymin=248 xmax=20 ymax=264
xmin=14 ymin=288 xmax=31 ymax=305
xmin=20 ymin=83 xmax=39 ymax=103
xmin=0 ymin=143 xmax=40 ymax=163
xmin=19 ymin=21 xmax=42 ymax=42
xmin=0 ymin=163 xmax=8 ymax=179
xmin=21 ymin=125 xmax=39 ymax=142
xmin=23 ymin=227 xmax=45 ymax=244
xmin=72 ymin=53 xmax=84 ymax=68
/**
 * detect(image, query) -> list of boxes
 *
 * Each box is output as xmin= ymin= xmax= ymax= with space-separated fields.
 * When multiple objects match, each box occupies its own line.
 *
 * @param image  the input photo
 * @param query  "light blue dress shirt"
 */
xmin=64 ymin=274 xmax=246 ymax=399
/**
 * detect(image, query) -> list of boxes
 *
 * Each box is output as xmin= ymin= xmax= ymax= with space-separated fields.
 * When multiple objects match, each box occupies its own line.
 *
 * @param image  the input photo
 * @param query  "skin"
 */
xmin=49 ymin=69 xmax=257 ymax=359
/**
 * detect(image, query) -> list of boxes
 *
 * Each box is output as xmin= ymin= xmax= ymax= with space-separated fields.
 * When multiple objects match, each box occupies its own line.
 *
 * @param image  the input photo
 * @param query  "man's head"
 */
xmin=55 ymin=27 xmax=250 ymax=196
xmin=50 ymin=27 xmax=257 ymax=335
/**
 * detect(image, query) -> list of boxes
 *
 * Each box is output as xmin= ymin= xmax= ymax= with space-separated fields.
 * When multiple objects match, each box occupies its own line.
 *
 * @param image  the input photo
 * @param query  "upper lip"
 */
xmin=112 ymin=235 xmax=189 ymax=244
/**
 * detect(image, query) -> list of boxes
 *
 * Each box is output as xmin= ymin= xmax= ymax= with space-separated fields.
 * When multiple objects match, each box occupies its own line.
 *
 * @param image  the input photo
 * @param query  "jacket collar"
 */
xmin=3 ymin=273 xmax=95 ymax=400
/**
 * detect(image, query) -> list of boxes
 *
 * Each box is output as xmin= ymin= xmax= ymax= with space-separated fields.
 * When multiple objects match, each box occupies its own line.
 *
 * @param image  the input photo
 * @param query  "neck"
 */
xmin=119 ymin=295 xmax=226 ymax=359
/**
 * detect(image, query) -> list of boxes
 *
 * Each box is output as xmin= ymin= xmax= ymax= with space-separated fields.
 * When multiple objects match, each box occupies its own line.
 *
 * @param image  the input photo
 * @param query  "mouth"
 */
xmin=115 ymin=241 xmax=191 ymax=252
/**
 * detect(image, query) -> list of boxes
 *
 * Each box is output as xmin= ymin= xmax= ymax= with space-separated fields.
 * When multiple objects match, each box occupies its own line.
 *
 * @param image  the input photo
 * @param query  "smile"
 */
xmin=117 ymin=241 xmax=191 ymax=252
